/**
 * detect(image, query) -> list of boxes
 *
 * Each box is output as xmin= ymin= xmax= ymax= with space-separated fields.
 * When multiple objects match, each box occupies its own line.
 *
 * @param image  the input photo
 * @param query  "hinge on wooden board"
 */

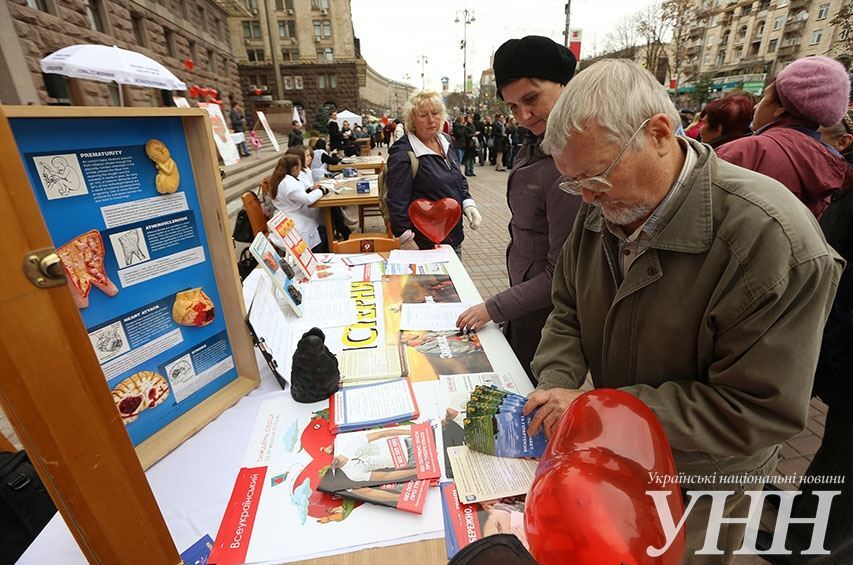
xmin=23 ymin=248 xmax=66 ymax=288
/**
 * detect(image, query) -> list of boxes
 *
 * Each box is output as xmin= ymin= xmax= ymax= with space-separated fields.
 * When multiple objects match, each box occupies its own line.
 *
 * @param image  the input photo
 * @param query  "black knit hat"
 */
xmin=494 ymin=36 xmax=577 ymax=100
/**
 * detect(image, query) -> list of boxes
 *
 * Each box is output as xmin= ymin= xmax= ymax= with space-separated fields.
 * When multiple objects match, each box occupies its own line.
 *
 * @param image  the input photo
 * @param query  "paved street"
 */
xmin=0 ymin=150 xmax=829 ymax=562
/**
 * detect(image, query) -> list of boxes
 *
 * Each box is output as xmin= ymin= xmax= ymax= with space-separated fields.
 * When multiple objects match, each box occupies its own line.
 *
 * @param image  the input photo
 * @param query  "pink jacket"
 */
xmin=716 ymin=118 xmax=853 ymax=219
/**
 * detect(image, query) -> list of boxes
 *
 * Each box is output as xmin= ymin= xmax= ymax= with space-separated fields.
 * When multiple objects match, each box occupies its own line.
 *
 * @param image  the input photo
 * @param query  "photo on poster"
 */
xmin=88 ymin=320 xmax=131 ymax=363
xmin=164 ymin=353 xmax=197 ymax=400
xmin=32 ymin=153 xmax=88 ymax=200
xmin=108 ymin=227 xmax=150 ymax=268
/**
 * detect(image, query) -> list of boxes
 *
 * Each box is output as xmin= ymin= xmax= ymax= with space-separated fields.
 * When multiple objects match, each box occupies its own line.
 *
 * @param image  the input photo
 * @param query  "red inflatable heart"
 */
xmin=525 ymin=389 xmax=684 ymax=565
xmin=408 ymin=198 xmax=461 ymax=245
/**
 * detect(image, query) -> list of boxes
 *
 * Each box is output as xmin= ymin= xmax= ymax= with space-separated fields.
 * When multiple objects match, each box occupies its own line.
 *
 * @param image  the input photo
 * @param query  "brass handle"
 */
xmin=24 ymin=248 xmax=66 ymax=289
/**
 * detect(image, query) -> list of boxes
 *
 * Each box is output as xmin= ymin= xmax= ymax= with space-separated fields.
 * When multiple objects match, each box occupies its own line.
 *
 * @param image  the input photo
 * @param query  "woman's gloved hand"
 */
xmin=399 ymin=229 xmax=419 ymax=250
xmin=463 ymin=206 xmax=482 ymax=230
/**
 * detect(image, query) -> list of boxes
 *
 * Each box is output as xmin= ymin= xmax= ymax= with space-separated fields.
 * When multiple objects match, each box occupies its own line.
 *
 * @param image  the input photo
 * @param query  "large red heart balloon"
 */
xmin=408 ymin=198 xmax=461 ymax=245
xmin=525 ymin=389 xmax=684 ymax=565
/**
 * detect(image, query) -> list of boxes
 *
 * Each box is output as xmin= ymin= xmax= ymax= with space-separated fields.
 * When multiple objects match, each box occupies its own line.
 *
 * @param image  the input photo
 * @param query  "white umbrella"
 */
xmin=40 ymin=44 xmax=187 ymax=106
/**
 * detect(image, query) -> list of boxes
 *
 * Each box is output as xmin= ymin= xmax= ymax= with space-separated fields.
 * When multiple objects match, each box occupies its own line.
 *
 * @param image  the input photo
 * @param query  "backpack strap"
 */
xmin=407 ymin=151 xmax=419 ymax=179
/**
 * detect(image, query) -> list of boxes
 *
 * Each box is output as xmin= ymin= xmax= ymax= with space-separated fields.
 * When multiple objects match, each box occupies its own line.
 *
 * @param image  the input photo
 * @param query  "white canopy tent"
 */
xmin=40 ymin=44 xmax=187 ymax=106
xmin=334 ymin=109 xmax=362 ymax=129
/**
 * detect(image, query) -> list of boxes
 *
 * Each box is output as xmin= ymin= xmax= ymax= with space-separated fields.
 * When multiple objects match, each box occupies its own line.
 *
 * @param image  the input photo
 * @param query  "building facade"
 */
xmin=684 ymin=0 xmax=849 ymax=93
xmin=227 ymin=0 xmax=409 ymax=129
xmin=1 ymin=0 xmax=241 ymax=107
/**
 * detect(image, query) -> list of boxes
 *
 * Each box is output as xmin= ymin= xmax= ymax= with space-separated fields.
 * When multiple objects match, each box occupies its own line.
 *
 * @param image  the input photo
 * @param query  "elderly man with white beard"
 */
xmin=522 ymin=59 xmax=842 ymax=563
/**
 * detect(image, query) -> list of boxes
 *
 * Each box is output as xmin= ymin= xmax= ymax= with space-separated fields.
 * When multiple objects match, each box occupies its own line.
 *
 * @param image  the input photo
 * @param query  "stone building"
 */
xmin=0 ymin=0 xmax=241 ymax=107
xmin=227 ymin=0 xmax=411 ymax=130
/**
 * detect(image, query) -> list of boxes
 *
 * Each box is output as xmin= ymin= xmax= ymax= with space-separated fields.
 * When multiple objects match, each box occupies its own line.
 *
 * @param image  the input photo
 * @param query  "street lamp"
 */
xmin=417 ymin=55 xmax=429 ymax=90
xmin=454 ymin=9 xmax=475 ymax=102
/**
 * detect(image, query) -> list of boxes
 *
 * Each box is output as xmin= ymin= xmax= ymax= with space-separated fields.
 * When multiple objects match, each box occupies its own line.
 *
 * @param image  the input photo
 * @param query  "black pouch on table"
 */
xmin=448 ymin=534 xmax=537 ymax=565
xmin=0 ymin=450 xmax=58 ymax=564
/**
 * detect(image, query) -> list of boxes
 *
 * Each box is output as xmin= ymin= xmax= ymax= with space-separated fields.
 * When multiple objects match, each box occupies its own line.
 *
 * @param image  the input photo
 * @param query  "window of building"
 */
xmin=778 ymin=0 xmax=788 ymax=5
xmin=284 ymin=76 xmax=294 ymax=90
xmin=276 ymin=0 xmax=294 ymax=9
xmin=772 ymin=15 xmax=783 ymax=30
xmin=207 ymin=48 xmax=215 ymax=71
xmin=131 ymin=14 xmax=147 ymax=47
xmin=741 ymin=3 xmax=751 ymax=15
xmin=817 ymin=3 xmax=830 ymax=19
xmin=722 ymin=30 xmax=731 ymax=43
xmin=26 ymin=0 xmax=50 ymax=11
xmin=316 ymin=47 xmax=333 ymax=62
xmin=706 ymin=35 xmax=714 ymax=47
xmin=312 ymin=0 xmax=329 ymax=9
xmin=734 ymin=46 xmax=743 ymax=59
xmin=313 ymin=20 xmax=332 ymax=38
xmin=197 ymin=5 xmax=206 ymax=32
xmin=189 ymin=40 xmax=198 ymax=64
xmin=737 ymin=25 xmax=747 ymax=39
xmin=243 ymin=20 xmax=262 ymax=39
xmin=716 ymin=51 xmax=726 ymax=65
xmin=704 ymin=52 xmax=712 ymax=64
xmin=768 ymin=38 xmax=778 ymax=51
xmin=246 ymin=0 xmax=258 ymax=11
xmin=317 ymin=75 xmax=337 ymax=89
xmin=294 ymin=76 xmax=303 ymax=89
xmin=278 ymin=20 xmax=296 ymax=38
xmin=281 ymin=48 xmax=300 ymax=61
xmin=246 ymin=48 xmax=265 ymax=61
xmin=810 ymin=28 xmax=822 ymax=44
xmin=83 ymin=0 xmax=107 ymax=32
xmin=711 ymin=15 xmax=718 ymax=26
xmin=164 ymin=29 xmax=177 ymax=57
xmin=756 ymin=21 xmax=765 ymax=35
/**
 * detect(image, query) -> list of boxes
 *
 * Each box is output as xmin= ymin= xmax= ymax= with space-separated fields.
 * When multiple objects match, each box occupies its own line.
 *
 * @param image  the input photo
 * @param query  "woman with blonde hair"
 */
xmin=385 ymin=91 xmax=482 ymax=254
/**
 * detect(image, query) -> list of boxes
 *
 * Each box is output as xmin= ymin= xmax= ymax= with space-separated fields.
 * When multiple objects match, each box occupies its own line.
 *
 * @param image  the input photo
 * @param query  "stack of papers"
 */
xmin=329 ymin=378 xmax=419 ymax=434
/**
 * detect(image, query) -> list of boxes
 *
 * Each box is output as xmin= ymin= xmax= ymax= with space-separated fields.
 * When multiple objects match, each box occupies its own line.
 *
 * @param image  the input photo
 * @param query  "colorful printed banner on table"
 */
xmin=209 ymin=393 xmax=443 ymax=565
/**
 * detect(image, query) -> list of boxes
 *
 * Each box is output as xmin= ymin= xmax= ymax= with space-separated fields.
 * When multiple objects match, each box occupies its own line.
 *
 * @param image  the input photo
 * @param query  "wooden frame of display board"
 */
xmin=0 ymin=106 xmax=259 ymax=564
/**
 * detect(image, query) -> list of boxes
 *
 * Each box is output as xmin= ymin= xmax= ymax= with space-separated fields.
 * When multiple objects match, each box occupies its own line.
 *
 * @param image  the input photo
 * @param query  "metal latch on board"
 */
xmin=23 ymin=248 xmax=66 ymax=288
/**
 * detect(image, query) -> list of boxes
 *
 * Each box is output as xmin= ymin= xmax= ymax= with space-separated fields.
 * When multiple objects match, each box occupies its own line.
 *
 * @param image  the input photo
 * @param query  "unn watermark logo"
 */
xmin=645 ymin=472 xmax=844 ymax=557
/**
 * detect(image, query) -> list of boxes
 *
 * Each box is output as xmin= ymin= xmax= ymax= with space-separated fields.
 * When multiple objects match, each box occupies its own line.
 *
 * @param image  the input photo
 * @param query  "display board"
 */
xmin=198 ymin=102 xmax=240 ymax=166
xmin=4 ymin=106 xmax=259 ymax=469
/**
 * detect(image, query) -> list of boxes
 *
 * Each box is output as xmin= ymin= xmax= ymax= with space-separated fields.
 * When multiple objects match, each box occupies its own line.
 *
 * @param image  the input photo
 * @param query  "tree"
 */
xmin=662 ymin=0 xmax=696 ymax=90
xmin=313 ymin=104 xmax=333 ymax=134
xmin=828 ymin=2 xmax=853 ymax=60
xmin=604 ymin=14 xmax=641 ymax=59
xmin=444 ymin=92 xmax=473 ymax=115
xmin=690 ymin=74 xmax=714 ymax=108
xmin=637 ymin=2 xmax=669 ymax=83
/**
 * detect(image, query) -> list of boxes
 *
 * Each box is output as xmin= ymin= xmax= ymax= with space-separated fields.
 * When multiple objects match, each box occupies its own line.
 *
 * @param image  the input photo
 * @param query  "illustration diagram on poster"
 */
xmin=33 ymin=153 xmax=88 ymax=200
xmin=88 ymin=320 xmax=131 ymax=363
xmin=109 ymin=228 xmax=149 ymax=267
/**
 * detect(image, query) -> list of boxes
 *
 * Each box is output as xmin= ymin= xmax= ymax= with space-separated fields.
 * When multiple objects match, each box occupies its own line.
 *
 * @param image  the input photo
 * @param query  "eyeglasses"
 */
xmin=559 ymin=118 xmax=651 ymax=196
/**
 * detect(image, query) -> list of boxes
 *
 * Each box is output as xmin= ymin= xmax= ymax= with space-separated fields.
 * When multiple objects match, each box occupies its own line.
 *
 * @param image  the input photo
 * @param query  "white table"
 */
xmin=20 ymin=250 xmax=532 ymax=564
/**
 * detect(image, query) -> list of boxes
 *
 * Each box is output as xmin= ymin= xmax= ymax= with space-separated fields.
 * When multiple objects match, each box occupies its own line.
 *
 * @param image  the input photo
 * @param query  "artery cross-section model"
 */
xmin=56 ymin=229 xmax=119 ymax=308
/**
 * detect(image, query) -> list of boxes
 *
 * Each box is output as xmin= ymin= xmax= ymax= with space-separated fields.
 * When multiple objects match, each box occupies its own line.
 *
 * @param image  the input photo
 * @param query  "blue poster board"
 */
xmin=10 ymin=116 xmax=239 ymax=446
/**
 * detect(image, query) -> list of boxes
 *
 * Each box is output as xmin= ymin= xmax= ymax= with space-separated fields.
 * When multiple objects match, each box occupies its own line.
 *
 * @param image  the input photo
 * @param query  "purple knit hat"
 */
xmin=774 ymin=56 xmax=850 ymax=127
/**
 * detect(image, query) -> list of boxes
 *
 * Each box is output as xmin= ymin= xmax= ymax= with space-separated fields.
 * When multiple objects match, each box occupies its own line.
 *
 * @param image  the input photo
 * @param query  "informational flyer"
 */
xmin=10 ymin=115 xmax=239 ymax=446
xmin=446 ymin=446 xmax=538 ymax=504
xmin=198 ymin=102 xmax=240 ymax=166
xmin=256 ymin=111 xmax=280 ymax=152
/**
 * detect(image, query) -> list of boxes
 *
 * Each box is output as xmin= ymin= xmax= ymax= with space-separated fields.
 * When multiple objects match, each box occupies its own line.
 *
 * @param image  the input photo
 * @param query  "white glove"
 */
xmin=463 ymin=206 xmax=482 ymax=230
xmin=399 ymin=229 xmax=419 ymax=250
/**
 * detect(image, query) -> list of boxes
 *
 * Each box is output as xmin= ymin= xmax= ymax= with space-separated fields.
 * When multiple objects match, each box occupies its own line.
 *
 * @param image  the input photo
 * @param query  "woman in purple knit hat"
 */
xmin=716 ymin=56 xmax=852 ymax=220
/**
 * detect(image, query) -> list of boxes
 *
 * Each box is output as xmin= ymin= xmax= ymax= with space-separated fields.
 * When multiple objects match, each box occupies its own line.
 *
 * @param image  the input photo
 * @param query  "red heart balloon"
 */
xmin=525 ymin=389 xmax=684 ymax=565
xmin=408 ymin=198 xmax=461 ymax=245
